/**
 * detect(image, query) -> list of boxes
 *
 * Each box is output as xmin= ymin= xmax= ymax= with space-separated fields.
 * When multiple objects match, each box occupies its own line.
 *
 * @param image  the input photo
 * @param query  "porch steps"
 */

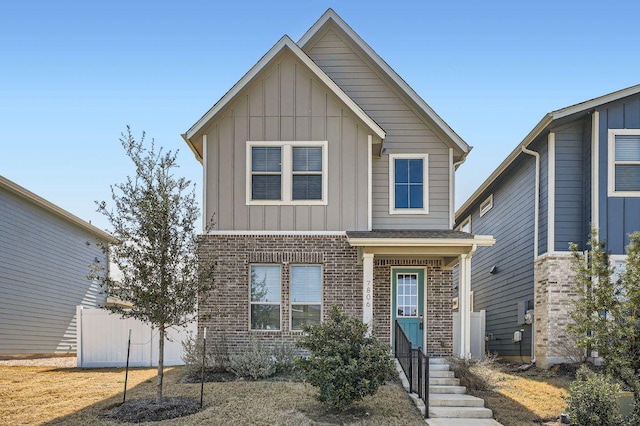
xmin=396 ymin=357 xmax=503 ymax=425
xmin=426 ymin=358 xmax=501 ymax=425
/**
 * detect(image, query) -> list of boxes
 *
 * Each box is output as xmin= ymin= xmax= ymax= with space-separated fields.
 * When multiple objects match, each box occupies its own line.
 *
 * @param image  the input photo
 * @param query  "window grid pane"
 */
xmin=251 ymin=265 xmax=281 ymax=302
xmin=615 ymin=165 xmax=640 ymax=191
xmin=293 ymin=147 xmax=322 ymax=172
xmin=291 ymin=265 xmax=322 ymax=330
xmin=615 ymin=135 xmax=640 ymax=161
xmin=396 ymin=273 xmax=418 ymax=317
xmin=292 ymin=175 xmax=322 ymax=200
xmin=252 ymin=175 xmax=282 ymax=200
xmin=394 ymin=158 xmax=423 ymax=209
xmin=252 ymin=147 xmax=282 ymax=172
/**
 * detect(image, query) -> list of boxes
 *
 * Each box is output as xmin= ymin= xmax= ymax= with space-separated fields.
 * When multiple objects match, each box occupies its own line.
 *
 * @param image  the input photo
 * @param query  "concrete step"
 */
xmin=429 ymin=370 xmax=455 ymax=378
xmin=429 ymin=406 xmax=494 ymax=419
xmin=430 ymin=377 xmax=460 ymax=386
xmin=429 ymin=385 xmax=467 ymax=394
xmin=426 ymin=419 xmax=503 ymax=426
xmin=429 ymin=393 xmax=485 ymax=407
xmin=430 ymin=357 xmax=449 ymax=364
xmin=429 ymin=364 xmax=451 ymax=371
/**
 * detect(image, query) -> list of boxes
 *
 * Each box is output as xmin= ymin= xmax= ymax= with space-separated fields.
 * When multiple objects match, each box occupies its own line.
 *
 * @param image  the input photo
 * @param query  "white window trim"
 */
xmin=246 ymin=141 xmax=328 ymax=205
xmin=479 ymin=194 xmax=493 ymax=217
xmin=289 ymin=264 xmax=323 ymax=332
xmin=249 ymin=264 xmax=282 ymax=332
xmin=388 ymin=153 xmax=429 ymax=215
xmin=456 ymin=215 xmax=471 ymax=233
xmin=608 ymin=129 xmax=640 ymax=197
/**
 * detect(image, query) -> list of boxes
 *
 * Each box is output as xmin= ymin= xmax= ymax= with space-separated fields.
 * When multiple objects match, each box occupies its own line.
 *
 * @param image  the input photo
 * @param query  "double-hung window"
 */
xmin=247 ymin=141 xmax=328 ymax=205
xmin=609 ymin=129 xmax=640 ymax=196
xmin=290 ymin=265 xmax=322 ymax=330
xmin=250 ymin=265 xmax=281 ymax=331
xmin=389 ymin=153 xmax=428 ymax=214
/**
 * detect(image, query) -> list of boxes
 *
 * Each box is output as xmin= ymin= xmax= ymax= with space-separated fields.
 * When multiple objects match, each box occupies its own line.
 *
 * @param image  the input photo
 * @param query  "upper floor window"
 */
xmin=608 ymin=129 xmax=640 ymax=197
xmin=247 ymin=141 xmax=328 ymax=205
xmin=389 ymin=153 xmax=429 ymax=215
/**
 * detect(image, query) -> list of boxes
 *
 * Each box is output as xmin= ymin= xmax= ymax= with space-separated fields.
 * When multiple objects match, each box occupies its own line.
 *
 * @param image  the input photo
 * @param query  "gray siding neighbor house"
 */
xmin=455 ymin=84 xmax=640 ymax=368
xmin=183 ymin=9 xmax=494 ymax=359
xmin=0 ymin=176 xmax=114 ymax=357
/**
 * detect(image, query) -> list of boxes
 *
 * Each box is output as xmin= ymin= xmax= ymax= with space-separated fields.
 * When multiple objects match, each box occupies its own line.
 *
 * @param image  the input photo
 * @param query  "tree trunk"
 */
xmin=157 ymin=325 xmax=165 ymax=406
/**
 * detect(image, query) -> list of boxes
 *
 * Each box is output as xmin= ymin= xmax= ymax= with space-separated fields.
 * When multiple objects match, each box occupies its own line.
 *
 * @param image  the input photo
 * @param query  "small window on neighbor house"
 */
xmin=389 ymin=154 xmax=429 ymax=214
xmin=290 ymin=265 xmax=322 ymax=330
xmin=479 ymin=194 xmax=493 ymax=217
xmin=458 ymin=216 xmax=471 ymax=233
xmin=250 ymin=265 xmax=281 ymax=330
xmin=609 ymin=130 xmax=640 ymax=196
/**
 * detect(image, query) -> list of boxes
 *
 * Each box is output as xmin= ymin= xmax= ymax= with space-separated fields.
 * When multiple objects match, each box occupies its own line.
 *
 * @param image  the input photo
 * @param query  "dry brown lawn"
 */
xmin=0 ymin=365 xmax=426 ymax=425
xmin=468 ymin=363 xmax=571 ymax=426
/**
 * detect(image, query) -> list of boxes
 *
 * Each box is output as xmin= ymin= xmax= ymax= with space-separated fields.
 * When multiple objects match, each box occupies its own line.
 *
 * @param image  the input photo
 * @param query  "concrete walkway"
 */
xmin=396 ymin=358 xmax=503 ymax=426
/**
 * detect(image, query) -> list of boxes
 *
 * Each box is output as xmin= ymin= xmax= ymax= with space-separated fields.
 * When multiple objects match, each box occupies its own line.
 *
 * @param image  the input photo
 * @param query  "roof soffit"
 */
xmin=298 ymin=9 xmax=471 ymax=157
xmin=183 ymin=35 xmax=385 ymax=162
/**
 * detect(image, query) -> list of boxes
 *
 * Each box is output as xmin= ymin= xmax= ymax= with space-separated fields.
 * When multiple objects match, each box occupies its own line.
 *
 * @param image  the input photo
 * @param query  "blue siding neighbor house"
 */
xmin=455 ymin=84 xmax=640 ymax=368
xmin=0 ymin=176 xmax=114 ymax=357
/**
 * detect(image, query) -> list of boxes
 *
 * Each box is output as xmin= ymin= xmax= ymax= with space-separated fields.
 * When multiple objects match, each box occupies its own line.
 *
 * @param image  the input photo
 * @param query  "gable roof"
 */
xmin=0 ymin=175 xmax=115 ymax=242
xmin=182 ymin=34 xmax=386 ymax=161
xmin=298 ymin=9 xmax=471 ymax=159
xmin=455 ymin=83 xmax=640 ymax=220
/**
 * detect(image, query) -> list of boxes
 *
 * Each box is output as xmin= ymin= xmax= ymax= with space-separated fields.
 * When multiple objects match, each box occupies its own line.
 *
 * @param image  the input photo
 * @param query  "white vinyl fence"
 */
xmin=76 ymin=306 xmax=196 ymax=368
xmin=453 ymin=310 xmax=486 ymax=360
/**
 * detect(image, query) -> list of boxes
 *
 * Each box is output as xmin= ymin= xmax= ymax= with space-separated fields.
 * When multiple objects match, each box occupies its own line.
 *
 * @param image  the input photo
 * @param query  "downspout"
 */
xmin=521 ymin=145 xmax=539 ymax=364
xmin=450 ymin=156 xmax=465 ymax=229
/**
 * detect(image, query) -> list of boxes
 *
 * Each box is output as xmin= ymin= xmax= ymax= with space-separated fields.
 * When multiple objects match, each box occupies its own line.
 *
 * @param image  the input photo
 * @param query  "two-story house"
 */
xmin=455 ymin=84 xmax=640 ymax=368
xmin=183 ymin=9 xmax=494 ymax=359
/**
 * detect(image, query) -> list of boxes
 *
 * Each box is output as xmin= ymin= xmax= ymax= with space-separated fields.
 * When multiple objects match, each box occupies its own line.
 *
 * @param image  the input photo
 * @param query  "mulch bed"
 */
xmin=105 ymin=397 xmax=201 ymax=423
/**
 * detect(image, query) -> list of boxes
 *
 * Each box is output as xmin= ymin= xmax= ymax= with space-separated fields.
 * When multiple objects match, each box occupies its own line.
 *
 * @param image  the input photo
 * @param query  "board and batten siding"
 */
xmin=204 ymin=53 xmax=371 ymax=231
xmin=455 ymin=155 xmax=536 ymax=356
xmin=554 ymin=123 xmax=585 ymax=252
xmin=305 ymin=28 xmax=452 ymax=230
xmin=0 ymin=188 xmax=107 ymax=355
xmin=597 ymin=94 xmax=640 ymax=254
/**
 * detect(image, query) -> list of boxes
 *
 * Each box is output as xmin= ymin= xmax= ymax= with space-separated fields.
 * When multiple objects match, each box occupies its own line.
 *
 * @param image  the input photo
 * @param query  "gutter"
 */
xmin=520 ymin=145 xmax=540 ymax=364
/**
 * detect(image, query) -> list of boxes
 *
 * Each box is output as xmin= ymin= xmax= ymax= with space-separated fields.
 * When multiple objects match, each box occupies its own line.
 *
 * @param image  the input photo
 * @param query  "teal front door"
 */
xmin=393 ymin=269 xmax=424 ymax=348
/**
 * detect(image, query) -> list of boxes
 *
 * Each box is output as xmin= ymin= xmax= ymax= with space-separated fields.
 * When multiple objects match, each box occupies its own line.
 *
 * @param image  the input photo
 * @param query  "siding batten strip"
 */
xmin=368 ymin=135 xmax=372 ymax=231
xmin=548 ymin=133 xmax=555 ymax=254
xmin=449 ymin=148 xmax=454 ymax=229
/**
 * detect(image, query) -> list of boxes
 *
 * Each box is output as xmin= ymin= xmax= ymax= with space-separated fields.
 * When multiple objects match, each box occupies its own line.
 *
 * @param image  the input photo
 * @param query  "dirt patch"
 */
xmin=105 ymin=397 xmax=201 ymax=423
xmin=0 ymin=356 xmax=76 ymax=368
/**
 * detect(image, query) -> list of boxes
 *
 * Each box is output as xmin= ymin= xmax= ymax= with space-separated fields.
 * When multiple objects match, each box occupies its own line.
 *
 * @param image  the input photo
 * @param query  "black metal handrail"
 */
xmin=394 ymin=320 xmax=429 ymax=418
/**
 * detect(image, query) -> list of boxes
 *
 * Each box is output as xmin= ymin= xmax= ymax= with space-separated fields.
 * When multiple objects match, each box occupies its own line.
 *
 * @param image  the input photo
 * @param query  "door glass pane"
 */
xmin=396 ymin=273 xmax=418 ymax=317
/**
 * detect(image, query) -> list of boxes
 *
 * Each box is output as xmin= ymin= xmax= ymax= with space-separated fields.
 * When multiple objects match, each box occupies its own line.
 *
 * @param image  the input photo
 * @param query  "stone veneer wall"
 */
xmin=198 ymin=234 xmax=453 ymax=357
xmin=534 ymin=253 xmax=580 ymax=368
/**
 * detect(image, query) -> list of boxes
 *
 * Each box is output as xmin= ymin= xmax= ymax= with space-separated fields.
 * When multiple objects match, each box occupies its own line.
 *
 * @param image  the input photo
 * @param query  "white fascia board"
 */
xmin=298 ymin=9 xmax=469 ymax=155
xmin=184 ymin=35 xmax=385 ymax=146
xmin=0 ymin=175 xmax=115 ymax=243
xmin=551 ymin=83 xmax=640 ymax=120
xmin=205 ymin=230 xmax=347 ymax=236
xmin=347 ymin=235 xmax=495 ymax=248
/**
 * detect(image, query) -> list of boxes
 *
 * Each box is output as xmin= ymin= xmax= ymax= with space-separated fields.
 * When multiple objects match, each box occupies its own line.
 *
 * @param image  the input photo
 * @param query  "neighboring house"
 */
xmin=0 ymin=176 xmax=113 ymax=357
xmin=454 ymin=84 xmax=640 ymax=368
xmin=183 ymin=9 xmax=494 ymax=358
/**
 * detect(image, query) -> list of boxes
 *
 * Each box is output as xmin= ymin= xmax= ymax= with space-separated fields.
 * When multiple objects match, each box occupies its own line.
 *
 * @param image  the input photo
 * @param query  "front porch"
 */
xmin=347 ymin=230 xmax=495 ymax=359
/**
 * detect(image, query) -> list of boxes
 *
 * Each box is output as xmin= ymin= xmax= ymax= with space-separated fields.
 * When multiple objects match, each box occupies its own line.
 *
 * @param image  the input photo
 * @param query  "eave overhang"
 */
xmin=183 ymin=34 xmax=386 ymax=163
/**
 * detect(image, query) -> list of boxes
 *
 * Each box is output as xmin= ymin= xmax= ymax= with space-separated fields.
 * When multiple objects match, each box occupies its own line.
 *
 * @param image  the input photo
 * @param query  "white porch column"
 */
xmin=458 ymin=253 xmax=472 ymax=359
xmin=362 ymin=253 xmax=374 ymax=335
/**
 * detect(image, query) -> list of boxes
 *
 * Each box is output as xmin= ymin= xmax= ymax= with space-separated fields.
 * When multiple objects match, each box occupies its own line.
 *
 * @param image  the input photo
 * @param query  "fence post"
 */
xmin=123 ymin=329 xmax=131 ymax=404
xmin=200 ymin=327 xmax=206 ymax=408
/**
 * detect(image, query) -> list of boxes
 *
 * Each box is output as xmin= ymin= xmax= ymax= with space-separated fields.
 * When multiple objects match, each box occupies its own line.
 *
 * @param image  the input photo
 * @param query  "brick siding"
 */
xmin=198 ymin=234 xmax=453 ymax=357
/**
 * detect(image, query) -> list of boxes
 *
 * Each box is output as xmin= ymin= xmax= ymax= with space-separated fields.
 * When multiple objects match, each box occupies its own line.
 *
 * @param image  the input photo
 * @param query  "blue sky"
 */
xmin=2 ymin=0 xmax=639 ymax=232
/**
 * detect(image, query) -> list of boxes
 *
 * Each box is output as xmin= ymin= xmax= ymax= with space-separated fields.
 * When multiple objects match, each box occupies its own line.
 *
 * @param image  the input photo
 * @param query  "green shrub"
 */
xmin=272 ymin=341 xmax=299 ymax=375
xmin=181 ymin=331 xmax=229 ymax=376
xmin=296 ymin=306 xmax=395 ymax=409
xmin=565 ymin=365 xmax=621 ymax=426
xmin=229 ymin=338 xmax=277 ymax=380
